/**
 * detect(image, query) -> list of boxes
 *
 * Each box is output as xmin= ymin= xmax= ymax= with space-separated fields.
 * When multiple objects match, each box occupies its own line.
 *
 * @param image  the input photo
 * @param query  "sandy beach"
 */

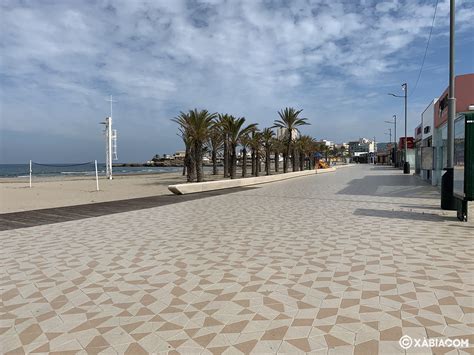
xmin=0 ymin=171 xmax=223 ymax=213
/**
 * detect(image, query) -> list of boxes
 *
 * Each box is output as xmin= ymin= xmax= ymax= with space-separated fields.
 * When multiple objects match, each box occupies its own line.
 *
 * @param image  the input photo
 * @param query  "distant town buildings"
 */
xmin=347 ymin=138 xmax=376 ymax=163
xmin=174 ymin=151 xmax=186 ymax=160
xmin=317 ymin=139 xmax=333 ymax=147
xmin=276 ymin=128 xmax=299 ymax=140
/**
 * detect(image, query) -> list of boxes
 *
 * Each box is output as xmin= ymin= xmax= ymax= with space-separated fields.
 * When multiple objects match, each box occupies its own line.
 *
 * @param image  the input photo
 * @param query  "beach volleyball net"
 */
xmin=28 ymin=160 xmax=100 ymax=190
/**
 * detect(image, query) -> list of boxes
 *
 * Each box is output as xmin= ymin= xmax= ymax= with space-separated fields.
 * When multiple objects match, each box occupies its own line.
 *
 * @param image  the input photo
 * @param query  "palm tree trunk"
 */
xmin=182 ymin=151 xmax=187 ymax=176
xmin=284 ymin=133 xmax=291 ymax=173
xmin=292 ymin=147 xmax=297 ymax=172
xmin=231 ymin=144 xmax=237 ymax=179
xmin=186 ymin=146 xmax=196 ymax=182
xmin=223 ymin=138 xmax=229 ymax=178
xmin=212 ymin=148 xmax=218 ymax=175
xmin=242 ymin=148 xmax=247 ymax=177
xmin=274 ymin=150 xmax=279 ymax=173
xmin=251 ymin=149 xmax=256 ymax=175
xmin=228 ymin=149 xmax=232 ymax=176
xmin=265 ymin=149 xmax=270 ymax=175
xmin=300 ymin=152 xmax=304 ymax=171
xmin=255 ymin=150 xmax=260 ymax=177
xmin=194 ymin=142 xmax=203 ymax=182
xmin=183 ymin=144 xmax=189 ymax=177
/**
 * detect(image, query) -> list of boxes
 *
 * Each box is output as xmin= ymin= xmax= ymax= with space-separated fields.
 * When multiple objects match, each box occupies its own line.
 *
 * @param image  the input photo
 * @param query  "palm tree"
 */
xmin=227 ymin=116 xmax=257 ymax=179
xmin=273 ymin=107 xmax=309 ymax=173
xmin=217 ymin=114 xmax=232 ymax=178
xmin=207 ymin=122 xmax=222 ymax=175
xmin=331 ymin=146 xmax=340 ymax=164
xmin=340 ymin=145 xmax=348 ymax=163
xmin=297 ymin=135 xmax=314 ymax=170
xmin=249 ymin=129 xmax=261 ymax=176
xmin=172 ymin=112 xmax=196 ymax=182
xmin=271 ymin=137 xmax=284 ymax=173
xmin=308 ymin=138 xmax=319 ymax=169
xmin=185 ymin=109 xmax=217 ymax=182
xmin=323 ymin=145 xmax=331 ymax=165
xmin=252 ymin=131 xmax=263 ymax=176
xmin=261 ymin=128 xmax=274 ymax=175
xmin=240 ymin=133 xmax=251 ymax=178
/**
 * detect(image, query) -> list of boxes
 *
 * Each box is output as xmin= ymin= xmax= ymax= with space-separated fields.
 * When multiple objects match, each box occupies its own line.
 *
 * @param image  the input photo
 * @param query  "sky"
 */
xmin=1 ymin=0 xmax=473 ymax=163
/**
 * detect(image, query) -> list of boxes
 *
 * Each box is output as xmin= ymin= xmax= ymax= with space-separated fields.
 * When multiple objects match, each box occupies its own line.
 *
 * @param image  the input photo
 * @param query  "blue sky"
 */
xmin=1 ymin=0 xmax=473 ymax=163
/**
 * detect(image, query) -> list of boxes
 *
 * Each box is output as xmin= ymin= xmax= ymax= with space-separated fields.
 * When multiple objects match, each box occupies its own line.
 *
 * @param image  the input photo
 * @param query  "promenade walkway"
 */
xmin=1 ymin=165 xmax=473 ymax=354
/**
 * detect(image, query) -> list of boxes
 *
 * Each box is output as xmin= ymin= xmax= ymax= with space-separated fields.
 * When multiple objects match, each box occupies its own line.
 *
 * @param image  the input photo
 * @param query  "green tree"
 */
xmin=297 ymin=135 xmax=315 ymax=170
xmin=217 ymin=114 xmax=232 ymax=178
xmin=240 ymin=133 xmax=251 ymax=178
xmin=172 ymin=112 xmax=196 ymax=182
xmin=173 ymin=109 xmax=217 ymax=182
xmin=249 ymin=129 xmax=261 ymax=176
xmin=207 ymin=122 xmax=223 ymax=175
xmin=261 ymin=128 xmax=275 ymax=175
xmin=273 ymin=107 xmax=309 ymax=173
xmin=226 ymin=116 xmax=257 ymax=179
xmin=271 ymin=137 xmax=284 ymax=173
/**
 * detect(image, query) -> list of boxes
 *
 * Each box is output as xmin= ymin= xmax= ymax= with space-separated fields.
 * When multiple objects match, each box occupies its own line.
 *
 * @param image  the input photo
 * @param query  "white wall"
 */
xmin=421 ymin=99 xmax=437 ymax=142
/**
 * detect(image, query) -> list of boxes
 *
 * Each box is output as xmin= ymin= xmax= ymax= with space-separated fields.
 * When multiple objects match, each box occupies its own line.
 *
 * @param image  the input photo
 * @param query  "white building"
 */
xmin=276 ymin=128 xmax=299 ymax=140
xmin=173 ymin=151 xmax=186 ymax=159
xmin=420 ymin=98 xmax=438 ymax=185
xmin=318 ymin=139 xmax=334 ymax=147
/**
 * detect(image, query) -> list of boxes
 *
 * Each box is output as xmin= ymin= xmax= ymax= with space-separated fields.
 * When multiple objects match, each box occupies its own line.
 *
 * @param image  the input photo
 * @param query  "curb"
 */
xmin=168 ymin=165 xmax=354 ymax=195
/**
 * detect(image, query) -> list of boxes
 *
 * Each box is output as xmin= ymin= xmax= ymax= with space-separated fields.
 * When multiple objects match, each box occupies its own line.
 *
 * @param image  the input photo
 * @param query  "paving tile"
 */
xmin=1 ymin=165 xmax=473 ymax=353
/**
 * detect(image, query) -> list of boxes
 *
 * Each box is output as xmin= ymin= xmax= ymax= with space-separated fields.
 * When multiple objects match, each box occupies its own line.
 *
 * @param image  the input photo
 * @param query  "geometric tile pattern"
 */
xmin=1 ymin=165 xmax=473 ymax=354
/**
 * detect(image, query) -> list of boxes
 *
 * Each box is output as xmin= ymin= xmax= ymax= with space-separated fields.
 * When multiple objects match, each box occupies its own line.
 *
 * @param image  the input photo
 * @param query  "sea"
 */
xmin=0 ymin=163 xmax=184 ymax=178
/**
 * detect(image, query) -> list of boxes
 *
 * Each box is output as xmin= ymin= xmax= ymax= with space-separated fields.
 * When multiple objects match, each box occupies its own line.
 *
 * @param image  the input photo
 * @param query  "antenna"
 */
xmin=100 ymin=94 xmax=118 ymax=180
xmin=105 ymin=95 xmax=117 ymax=118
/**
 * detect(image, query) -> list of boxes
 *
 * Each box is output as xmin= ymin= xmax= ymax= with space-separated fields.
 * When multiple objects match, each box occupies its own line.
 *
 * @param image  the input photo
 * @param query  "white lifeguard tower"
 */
xmin=100 ymin=95 xmax=118 ymax=179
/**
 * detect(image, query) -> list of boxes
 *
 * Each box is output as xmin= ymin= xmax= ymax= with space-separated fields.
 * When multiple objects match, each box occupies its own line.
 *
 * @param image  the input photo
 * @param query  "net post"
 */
xmin=95 ymin=160 xmax=99 ymax=191
xmin=29 ymin=160 xmax=32 ymax=188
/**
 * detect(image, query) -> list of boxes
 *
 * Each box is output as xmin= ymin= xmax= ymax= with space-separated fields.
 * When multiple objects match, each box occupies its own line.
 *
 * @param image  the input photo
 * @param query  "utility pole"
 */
xmin=386 ymin=128 xmax=392 ymax=144
xmin=388 ymin=83 xmax=409 ymax=172
xmin=385 ymin=129 xmax=392 ymax=164
xmin=402 ymin=83 xmax=410 ymax=174
xmin=385 ymin=115 xmax=397 ymax=166
xmin=441 ymin=0 xmax=457 ymax=210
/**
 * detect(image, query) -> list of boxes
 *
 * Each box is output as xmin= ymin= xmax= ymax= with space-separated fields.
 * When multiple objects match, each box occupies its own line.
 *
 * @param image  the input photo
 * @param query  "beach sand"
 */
xmin=0 ymin=171 xmax=223 ymax=213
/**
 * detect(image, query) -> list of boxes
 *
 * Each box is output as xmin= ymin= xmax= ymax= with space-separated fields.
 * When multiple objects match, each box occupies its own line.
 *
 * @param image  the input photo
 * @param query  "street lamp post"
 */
xmin=388 ymin=84 xmax=410 ymax=174
xmin=441 ymin=0 xmax=457 ymax=210
xmin=402 ymin=83 xmax=409 ymax=174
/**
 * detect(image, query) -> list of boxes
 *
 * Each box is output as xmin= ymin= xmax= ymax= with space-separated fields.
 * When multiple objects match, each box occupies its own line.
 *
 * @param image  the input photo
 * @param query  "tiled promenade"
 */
xmin=1 ymin=165 xmax=473 ymax=354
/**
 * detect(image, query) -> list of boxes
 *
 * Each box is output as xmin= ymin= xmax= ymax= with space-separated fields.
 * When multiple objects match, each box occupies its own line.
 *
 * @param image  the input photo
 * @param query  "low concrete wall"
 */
xmin=168 ymin=167 xmax=338 ymax=195
xmin=331 ymin=164 xmax=355 ymax=169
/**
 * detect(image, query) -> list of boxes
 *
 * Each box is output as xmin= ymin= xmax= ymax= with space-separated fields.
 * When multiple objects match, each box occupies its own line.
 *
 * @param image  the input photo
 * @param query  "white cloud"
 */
xmin=1 ymin=0 xmax=473 ymax=161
